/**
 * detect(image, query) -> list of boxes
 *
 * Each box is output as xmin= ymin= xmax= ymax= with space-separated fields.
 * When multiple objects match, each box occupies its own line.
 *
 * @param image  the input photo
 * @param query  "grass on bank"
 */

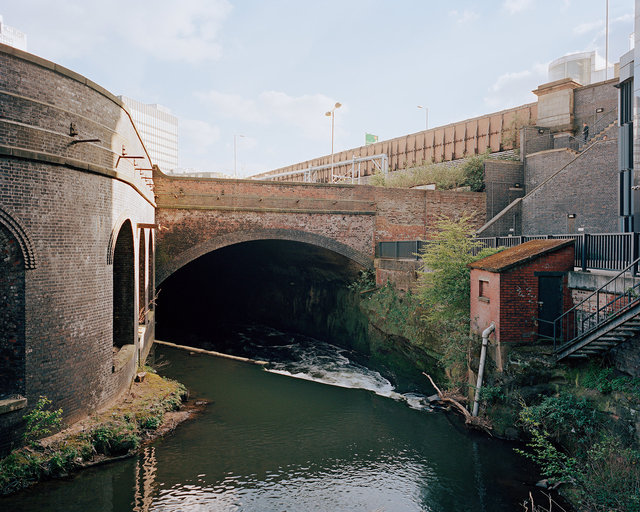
xmin=0 ymin=370 xmax=187 ymax=496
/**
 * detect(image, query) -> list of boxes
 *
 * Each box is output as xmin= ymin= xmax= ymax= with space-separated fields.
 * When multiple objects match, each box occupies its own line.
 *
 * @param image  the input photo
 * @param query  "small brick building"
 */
xmin=469 ymin=239 xmax=575 ymax=368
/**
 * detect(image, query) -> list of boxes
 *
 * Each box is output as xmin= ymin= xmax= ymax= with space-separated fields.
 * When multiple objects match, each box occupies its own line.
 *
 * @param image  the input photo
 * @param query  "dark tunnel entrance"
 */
xmin=155 ymin=239 xmax=371 ymax=354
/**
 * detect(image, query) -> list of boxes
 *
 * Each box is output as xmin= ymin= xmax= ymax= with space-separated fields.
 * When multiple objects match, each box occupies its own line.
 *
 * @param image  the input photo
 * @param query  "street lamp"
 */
xmin=234 ymin=134 xmax=245 ymax=178
xmin=325 ymin=102 xmax=342 ymax=177
xmin=417 ymin=105 xmax=429 ymax=130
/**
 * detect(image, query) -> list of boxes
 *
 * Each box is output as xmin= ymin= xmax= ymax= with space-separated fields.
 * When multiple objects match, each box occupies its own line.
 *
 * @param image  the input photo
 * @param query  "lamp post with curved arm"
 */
xmin=325 ymin=102 xmax=342 ymax=178
xmin=234 ymin=134 xmax=245 ymax=178
xmin=417 ymin=105 xmax=428 ymax=130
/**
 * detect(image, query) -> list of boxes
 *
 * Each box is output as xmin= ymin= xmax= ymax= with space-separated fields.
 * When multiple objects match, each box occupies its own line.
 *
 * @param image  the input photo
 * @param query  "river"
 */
xmin=2 ymin=326 xmax=543 ymax=511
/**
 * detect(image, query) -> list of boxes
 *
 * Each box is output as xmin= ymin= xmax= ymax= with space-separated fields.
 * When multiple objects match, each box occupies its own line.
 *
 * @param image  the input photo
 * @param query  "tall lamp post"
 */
xmin=325 ymin=102 xmax=342 ymax=178
xmin=417 ymin=105 xmax=429 ymax=130
xmin=234 ymin=134 xmax=245 ymax=178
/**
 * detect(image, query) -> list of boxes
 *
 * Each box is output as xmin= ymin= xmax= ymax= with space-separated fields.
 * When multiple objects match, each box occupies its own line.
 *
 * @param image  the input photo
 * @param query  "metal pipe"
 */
xmin=472 ymin=322 xmax=495 ymax=417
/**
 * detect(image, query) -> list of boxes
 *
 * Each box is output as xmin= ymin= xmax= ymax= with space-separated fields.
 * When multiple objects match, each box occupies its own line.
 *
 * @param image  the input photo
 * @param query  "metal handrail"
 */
xmin=553 ymin=255 xmax=640 ymax=353
xmin=378 ymin=232 xmax=639 ymax=273
xmin=522 ymin=107 xmax=617 ymax=152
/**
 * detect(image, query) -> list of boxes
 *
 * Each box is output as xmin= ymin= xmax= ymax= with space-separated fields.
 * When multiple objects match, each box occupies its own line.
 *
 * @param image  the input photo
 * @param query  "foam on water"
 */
xmin=234 ymin=325 xmax=431 ymax=411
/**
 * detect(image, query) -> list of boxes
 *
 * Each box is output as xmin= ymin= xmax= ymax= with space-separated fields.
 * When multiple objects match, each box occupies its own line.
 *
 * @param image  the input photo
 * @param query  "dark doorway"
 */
xmin=138 ymin=229 xmax=146 ymax=320
xmin=537 ymin=273 xmax=564 ymax=338
xmin=113 ymin=220 xmax=135 ymax=349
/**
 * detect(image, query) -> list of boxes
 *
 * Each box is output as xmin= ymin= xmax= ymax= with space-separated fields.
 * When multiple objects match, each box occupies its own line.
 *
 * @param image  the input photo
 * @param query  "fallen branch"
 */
xmin=423 ymin=372 xmax=493 ymax=435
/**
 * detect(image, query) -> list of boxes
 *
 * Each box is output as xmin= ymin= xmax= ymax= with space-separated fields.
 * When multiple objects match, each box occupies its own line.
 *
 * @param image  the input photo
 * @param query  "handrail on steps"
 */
xmin=553 ymin=255 xmax=640 ymax=354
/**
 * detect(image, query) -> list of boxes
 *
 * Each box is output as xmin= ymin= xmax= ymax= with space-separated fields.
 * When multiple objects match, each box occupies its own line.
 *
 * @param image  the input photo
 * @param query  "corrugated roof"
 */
xmin=468 ymin=239 xmax=574 ymax=272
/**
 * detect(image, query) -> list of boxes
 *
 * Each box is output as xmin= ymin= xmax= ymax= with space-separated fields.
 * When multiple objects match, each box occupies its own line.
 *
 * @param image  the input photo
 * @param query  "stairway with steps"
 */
xmin=554 ymin=257 xmax=640 ymax=361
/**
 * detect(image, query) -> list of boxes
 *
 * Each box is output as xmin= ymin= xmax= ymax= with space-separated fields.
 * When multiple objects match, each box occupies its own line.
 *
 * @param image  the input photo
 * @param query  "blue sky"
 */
xmin=2 ymin=0 xmax=635 ymax=177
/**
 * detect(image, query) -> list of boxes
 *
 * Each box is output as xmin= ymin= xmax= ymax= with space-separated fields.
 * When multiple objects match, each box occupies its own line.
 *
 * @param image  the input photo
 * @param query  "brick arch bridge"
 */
xmin=153 ymin=169 xmax=486 ymax=285
xmin=157 ymin=228 xmax=373 ymax=285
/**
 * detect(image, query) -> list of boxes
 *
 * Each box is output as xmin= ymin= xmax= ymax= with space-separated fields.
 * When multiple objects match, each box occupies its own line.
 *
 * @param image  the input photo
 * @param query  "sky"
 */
xmin=2 ymin=0 xmax=635 ymax=177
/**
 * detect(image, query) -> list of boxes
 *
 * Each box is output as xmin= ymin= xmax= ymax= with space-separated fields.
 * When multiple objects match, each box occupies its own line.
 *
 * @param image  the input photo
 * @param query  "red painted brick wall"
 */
xmin=470 ymin=269 xmax=501 ymax=337
xmin=470 ymin=245 xmax=574 ymax=345
xmin=498 ymin=246 xmax=574 ymax=343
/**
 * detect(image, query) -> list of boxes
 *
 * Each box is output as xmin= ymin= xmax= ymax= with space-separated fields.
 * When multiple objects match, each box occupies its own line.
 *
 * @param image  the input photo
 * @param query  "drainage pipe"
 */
xmin=472 ymin=322 xmax=495 ymax=417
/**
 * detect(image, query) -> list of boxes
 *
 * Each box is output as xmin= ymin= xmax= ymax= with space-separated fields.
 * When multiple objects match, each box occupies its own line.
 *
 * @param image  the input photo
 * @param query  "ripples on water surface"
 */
xmin=2 ymin=326 xmax=542 ymax=511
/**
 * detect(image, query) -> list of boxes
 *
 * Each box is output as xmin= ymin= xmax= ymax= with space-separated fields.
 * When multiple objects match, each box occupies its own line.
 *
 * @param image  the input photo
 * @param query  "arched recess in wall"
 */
xmin=138 ymin=229 xmax=146 ymax=321
xmin=113 ymin=220 xmax=135 ymax=350
xmin=157 ymin=228 xmax=374 ymax=286
xmin=148 ymin=230 xmax=154 ymax=312
xmin=0 ymin=223 xmax=26 ymax=398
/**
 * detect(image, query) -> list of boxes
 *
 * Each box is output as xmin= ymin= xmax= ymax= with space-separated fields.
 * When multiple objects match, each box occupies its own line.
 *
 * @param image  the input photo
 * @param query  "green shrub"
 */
xmin=582 ymin=365 xmax=640 ymax=398
xmin=518 ymin=394 xmax=640 ymax=511
xmin=520 ymin=393 xmax=599 ymax=452
xmin=348 ymin=269 xmax=376 ymax=293
xmin=90 ymin=421 xmax=140 ymax=456
xmin=23 ymin=396 xmax=63 ymax=446
xmin=479 ymin=385 xmax=505 ymax=405
xmin=138 ymin=414 xmax=162 ymax=430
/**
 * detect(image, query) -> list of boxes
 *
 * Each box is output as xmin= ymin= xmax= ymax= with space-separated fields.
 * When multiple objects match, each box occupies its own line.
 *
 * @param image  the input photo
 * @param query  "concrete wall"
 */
xmin=0 ymin=44 xmax=155 ymax=453
xmin=254 ymin=103 xmax=537 ymax=182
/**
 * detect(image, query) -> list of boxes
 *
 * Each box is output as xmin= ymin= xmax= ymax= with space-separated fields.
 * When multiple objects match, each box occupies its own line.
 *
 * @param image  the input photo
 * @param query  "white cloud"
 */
xmin=575 ymin=13 xmax=633 ymax=37
xmin=180 ymin=119 xmax=221 ymax=155
xmin=502 ymin=0 xmax=534 ymax=15
xmin=484 ymin=63 xmax=547 ymax=110
xmin=448 ymin=9 xmax=479 ymax=23
xmin=22 ymin=0 xmax=232 ymax=63
xmin=197 ymin=89 xmax=339 ymax=140
xmin=259 ymin=91 xmax=338 ymax=139
xmin=123 ymin=0 xmax=232 ymax=63
xmin=573 ymin=19 xmax=603 ymax=36
xmin=196 ymin=91 xmax=265 ymax=123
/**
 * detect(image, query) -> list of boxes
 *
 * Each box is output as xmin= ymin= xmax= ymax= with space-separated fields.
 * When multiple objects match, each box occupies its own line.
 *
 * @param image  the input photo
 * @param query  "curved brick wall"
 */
xmin=0 ymin=43 xmax=155 ymax=453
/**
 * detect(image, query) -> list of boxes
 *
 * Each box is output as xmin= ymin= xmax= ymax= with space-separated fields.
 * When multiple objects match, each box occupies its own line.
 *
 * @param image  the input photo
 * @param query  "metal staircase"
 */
xmin=554 ymin=257 xmax=640 ymax=360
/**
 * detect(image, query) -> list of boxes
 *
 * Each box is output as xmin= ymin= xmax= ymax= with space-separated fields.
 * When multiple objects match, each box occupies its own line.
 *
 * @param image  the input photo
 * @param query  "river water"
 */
xmin=3 ymin=326 xmax=543 ymax=511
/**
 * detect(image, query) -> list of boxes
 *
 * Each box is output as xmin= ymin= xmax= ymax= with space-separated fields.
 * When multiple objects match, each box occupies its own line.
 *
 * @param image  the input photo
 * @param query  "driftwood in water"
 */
xmin=423 ymin=372 xmax=492 ymax=435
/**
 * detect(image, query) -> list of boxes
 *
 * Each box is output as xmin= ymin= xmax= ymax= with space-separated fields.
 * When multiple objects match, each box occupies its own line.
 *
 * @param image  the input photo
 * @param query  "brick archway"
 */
xmin=156 ymin=228 xmax=373 ymax=286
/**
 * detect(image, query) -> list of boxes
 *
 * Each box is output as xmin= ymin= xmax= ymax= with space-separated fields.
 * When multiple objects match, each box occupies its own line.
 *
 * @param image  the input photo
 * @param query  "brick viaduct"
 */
xmin=153 ymin=169 xmax=485 ymax=287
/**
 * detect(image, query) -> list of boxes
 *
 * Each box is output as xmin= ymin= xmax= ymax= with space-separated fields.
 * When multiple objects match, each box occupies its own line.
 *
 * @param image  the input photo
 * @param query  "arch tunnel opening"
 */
xmin=155 ymin=239 xmax=371 ymax=356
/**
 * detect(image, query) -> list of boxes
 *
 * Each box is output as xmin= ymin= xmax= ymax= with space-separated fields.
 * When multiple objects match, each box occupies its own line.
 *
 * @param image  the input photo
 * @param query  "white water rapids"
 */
xmin=234 ymin=326 xmax=432 ymax=411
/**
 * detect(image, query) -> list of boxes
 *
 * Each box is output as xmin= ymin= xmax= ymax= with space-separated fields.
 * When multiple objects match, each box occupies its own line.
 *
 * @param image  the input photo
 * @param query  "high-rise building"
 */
xmin=0 ymin=15 xmax=27 ymax=51
xmin=119 ymin=96 xmax=178 ymax=172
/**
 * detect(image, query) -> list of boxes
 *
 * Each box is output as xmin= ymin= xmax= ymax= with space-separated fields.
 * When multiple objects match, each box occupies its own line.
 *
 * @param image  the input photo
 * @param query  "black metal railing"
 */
xmin=553 ymin=256 xmax=640 ymax=353
xmin=376 ymin=232 xmax=640 ymax=274
xmin=523 ymin=108 xmax=618 ymax=153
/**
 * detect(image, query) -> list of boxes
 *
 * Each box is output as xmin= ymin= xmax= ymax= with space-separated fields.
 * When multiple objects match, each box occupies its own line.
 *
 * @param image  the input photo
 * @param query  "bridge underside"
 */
xmin=155 ymin=239 xmax=369 ymax=350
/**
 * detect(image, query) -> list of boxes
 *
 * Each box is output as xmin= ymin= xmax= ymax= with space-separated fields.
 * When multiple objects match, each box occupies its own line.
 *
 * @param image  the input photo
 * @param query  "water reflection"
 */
xmin=133 ymin=447 xmax=157 ymax=512
xmin=1 ymin=334 xmax=542 ymax=512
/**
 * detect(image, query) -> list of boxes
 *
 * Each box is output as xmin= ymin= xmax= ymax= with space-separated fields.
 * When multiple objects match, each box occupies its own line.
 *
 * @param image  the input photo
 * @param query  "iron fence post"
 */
xmin=633 ymin=233 xmax=639 ymax=276
xmin=581 ymin=233 xmax=589 ymax=272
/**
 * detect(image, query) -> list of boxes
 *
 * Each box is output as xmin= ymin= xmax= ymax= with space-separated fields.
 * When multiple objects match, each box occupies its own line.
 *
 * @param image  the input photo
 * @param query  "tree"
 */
xmin=416 ymin=215 xmax=499 ymax=388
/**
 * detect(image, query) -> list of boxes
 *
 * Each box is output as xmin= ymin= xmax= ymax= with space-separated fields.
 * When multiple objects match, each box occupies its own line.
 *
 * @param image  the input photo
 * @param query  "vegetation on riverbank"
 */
xmin=357 ymin=216 xmax=640 ymax=511
xmin=0 ymin=369 xmax=187 ymax=496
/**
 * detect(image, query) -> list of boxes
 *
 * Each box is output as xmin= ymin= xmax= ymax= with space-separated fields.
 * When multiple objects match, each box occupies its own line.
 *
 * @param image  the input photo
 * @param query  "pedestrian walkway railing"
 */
xmin=376 ymin=232 xmax=640 ymax=274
